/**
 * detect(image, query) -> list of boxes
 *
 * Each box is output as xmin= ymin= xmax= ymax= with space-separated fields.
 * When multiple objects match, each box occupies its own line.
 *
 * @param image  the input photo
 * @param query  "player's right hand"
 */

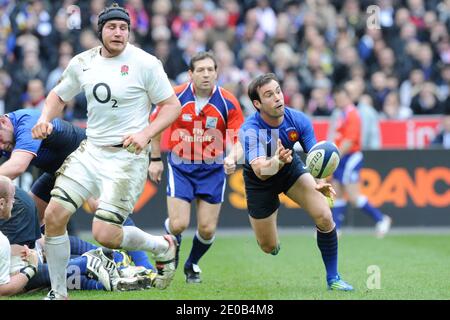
xmin=20 ymin=245 xmax=39 ymax=268
xmin=276 ymin=139 xmax=293 ymax=164
xmin=148 ymin=160 xmax=164 ymax=184
xmin=32 ymin=121 xmax=53 ymax=139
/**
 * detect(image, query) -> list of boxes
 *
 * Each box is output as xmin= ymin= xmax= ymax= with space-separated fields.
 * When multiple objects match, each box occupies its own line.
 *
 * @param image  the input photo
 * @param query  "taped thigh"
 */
xmin=94 ymin=202 xmax=129 ymax=227
xmin=50 ymin=175 xmax=90 ymax=214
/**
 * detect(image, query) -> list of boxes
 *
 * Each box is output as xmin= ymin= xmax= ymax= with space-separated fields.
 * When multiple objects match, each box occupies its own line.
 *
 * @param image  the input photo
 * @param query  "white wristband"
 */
xmin=20 ymin=265 xmax=37 ymax=280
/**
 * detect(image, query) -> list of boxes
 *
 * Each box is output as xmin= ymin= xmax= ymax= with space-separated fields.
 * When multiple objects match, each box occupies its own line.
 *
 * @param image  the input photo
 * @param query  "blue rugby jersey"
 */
xmin=3 ymin=109 xmax=86 ymax=173
xmin=239 ymin=107 xmax=317 ymax=166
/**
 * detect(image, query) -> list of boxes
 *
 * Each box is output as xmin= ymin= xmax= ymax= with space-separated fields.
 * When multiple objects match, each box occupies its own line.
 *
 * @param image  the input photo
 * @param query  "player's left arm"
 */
xmin=0 ymin=151 xmax=35 ymax=179
xmin=0 ymin=246 xmax=38 ymax=297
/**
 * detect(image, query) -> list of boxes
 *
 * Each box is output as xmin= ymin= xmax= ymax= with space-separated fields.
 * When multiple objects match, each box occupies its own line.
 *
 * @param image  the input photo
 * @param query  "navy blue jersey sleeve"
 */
xmin=296 ymin=112 xmax=317 ymax=153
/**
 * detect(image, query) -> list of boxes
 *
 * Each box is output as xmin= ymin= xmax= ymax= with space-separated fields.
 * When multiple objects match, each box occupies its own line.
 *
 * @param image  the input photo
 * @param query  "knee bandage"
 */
xmin=94 ymin=208 xmax=127 ymax=227
xmin=50 ymin=187 xmax=83 ymax=214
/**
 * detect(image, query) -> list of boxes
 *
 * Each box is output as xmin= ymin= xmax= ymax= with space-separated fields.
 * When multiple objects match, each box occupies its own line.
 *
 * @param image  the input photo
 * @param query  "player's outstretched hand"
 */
xmin=315 ymin=182 xmax=336 ymax=198
xmin=148 ymin=161 xmax=164 ymax=183
xmin=32 ymin=121 xmax=53 ymax=139
xmin=276 ymin=139 xmax=293 ymax=164
xmin=122 ymin=131 xmax=150 ymax=155
xmin=224 ymin=156 xmax=236 ymax=175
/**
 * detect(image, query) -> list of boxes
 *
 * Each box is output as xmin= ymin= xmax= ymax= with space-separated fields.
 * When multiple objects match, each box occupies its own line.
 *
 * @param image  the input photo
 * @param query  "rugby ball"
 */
xmin=305 ymin=141 xmax=340 ymax=178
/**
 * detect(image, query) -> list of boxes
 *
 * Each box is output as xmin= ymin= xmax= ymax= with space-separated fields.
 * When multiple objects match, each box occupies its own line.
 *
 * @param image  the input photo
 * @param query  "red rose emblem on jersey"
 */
xmin=288 ymin=130 xmax=299 ymax=142
xmin=121 ymin=65 xmax=129 ymax=76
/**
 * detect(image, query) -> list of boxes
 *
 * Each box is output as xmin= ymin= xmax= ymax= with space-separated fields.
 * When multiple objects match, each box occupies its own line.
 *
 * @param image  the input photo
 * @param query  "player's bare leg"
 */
xmin=249 ymin=210 xmax=280 ymax=255
xmin=166 ymin=197 xmax=191 ymax=235
xmin=165 ymin=196 xmax=191 ymax=268
xmin=182 ymin=200 xmax=221 ymax=283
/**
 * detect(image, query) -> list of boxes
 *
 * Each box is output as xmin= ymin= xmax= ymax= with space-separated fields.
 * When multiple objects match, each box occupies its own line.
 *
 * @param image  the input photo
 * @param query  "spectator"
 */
xmin=23 ymin=79 xmax=45 ymax=111
xmin=399 ymin=68 xmax=425 ymax=108
xmin=430 ymin=103 xmax=450 ymax=149
xmin=206 ymin=8 xmax=235 ymax=50
xmin=410 ymin=81 xmax=444 ymax=115
xmin=307 ymin=87 xmax=333 ymax=116
xmin=368 ymin=71 xmax=391 ymax=112
xmin=381 ymin=90 xmax=413 ymax=120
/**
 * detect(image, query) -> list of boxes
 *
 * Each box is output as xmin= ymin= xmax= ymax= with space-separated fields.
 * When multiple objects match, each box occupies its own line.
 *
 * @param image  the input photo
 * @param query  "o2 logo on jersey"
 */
xmin=93 ymin=83 xmax=119 ymax=108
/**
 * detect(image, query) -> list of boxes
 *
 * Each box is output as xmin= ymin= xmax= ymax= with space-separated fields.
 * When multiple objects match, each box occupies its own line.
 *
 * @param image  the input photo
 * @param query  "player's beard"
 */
xmin=103 ymin=40 xmax=126 ymax=57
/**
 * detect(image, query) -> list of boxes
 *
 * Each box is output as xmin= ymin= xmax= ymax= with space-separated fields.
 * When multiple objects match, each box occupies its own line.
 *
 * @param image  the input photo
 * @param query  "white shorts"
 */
xmin=56 ymin=139 xmax=149 ymax=215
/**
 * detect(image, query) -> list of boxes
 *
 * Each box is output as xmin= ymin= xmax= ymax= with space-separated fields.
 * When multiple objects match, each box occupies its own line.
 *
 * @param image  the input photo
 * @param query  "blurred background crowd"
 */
xmin=0 ymin=0 xmax=449 ymax=133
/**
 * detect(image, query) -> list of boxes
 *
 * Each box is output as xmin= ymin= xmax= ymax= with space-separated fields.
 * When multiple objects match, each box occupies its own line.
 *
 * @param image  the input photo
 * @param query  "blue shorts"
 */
xmin=0 ymin=187 xmax=41 ymax=248
xmin=166 ymin=154 xmax=226 ymax=204
xmin=31 ymin=172 xmax=56 ymax=203
xmin=333 ymin=151 xmax=363 ymax=184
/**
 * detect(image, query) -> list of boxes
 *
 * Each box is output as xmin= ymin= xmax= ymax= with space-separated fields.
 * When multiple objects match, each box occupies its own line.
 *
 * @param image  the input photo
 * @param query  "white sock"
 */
xmin=164 ymin=218 xmax=172 ymax=234
xmin=121 ymin=226 xmax=168 ymax=255
xmin=196 ymin=230 xmax=215 ymax=244
xmin=45 ymin=232 xmax=70 ymax=297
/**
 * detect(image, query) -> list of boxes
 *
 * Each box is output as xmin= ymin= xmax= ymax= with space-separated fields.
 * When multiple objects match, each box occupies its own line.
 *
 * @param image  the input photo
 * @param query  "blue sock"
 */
xmin=113 ymin=251 xmax=124 ymax=265
xmin=80 ymin=276 xmax=105 ymax=290
xmin=185 ymin=231 xmax=214 ymax=269
xmin=128 ymin=251 xmax=154 ymax=270
xmin=122 ymin=216 xmax=155 ymax=269
xmin=69 ymin=236 xmax=97 ymax=255
xmin=316 ymin=227 xmax=339 ymax=283
xmin=331 ymin=199 xmax=347 ymax=230
xmin=356 ymin=196 xmax=383 ymax=222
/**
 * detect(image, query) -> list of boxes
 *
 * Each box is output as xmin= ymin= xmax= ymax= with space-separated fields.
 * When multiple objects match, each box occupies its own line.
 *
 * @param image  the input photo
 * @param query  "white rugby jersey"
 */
xmin=54 ymin=43 xmax=174 ymax=146
xmin=0 ymin=231 xmax=11 ymax=285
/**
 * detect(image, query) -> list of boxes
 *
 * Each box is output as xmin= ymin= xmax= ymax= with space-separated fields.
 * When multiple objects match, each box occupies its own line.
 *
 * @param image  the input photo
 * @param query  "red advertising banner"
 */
xmin=306 ymin=117 xmax=440 ymax=149
xmin=157 ymin=116 xmax=441 ymax=151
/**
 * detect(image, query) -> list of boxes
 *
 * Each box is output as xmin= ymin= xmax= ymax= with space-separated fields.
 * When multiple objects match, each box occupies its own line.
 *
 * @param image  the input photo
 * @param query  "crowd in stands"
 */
xmin=0 ymin=0 xmax=449 ymax=123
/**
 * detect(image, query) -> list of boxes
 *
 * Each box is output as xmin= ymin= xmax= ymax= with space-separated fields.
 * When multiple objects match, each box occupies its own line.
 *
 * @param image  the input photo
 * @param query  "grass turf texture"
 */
xmin=7 ymin=232 xmax=450 ymax=300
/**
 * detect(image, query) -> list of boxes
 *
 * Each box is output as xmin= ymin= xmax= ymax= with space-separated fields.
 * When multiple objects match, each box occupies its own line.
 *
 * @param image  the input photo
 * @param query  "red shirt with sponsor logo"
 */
xmin=334 ymin=104 xmax=361 ymax=153
xmin=151 ymin=83 xmax=244 ymax=161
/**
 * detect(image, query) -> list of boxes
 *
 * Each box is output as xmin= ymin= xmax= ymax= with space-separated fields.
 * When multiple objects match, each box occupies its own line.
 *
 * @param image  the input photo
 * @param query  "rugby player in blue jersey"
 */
xmin=239 ymin=73 xmax=353 ymax=291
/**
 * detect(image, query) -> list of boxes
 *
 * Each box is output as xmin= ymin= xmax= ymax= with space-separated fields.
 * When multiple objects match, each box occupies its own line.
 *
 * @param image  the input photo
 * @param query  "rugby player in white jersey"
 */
xmin=31 ymin=3 xmax=181 ymax=300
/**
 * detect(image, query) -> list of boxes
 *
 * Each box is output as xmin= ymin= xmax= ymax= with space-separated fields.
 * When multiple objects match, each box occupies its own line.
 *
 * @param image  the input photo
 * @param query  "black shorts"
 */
xmin=243 ymin=153 xmax=308 ymax=219
xmin=31 ymin=172 xmax=56 ymax=203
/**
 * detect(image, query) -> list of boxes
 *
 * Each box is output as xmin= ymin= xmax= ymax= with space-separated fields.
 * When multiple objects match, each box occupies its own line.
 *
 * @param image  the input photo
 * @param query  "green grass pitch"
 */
xmin=7 ymin=231 xmax=450 ymax=300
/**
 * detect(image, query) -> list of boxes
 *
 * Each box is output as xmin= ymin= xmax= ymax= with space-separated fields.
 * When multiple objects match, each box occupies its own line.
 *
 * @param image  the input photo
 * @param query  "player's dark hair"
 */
xmin=97 ymin=3 xmax=130 ymax=42
xmin=247 ymin=73 xmax=280 ymax=111
xmin=189 ymin=51 xmax=217 ymax=72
